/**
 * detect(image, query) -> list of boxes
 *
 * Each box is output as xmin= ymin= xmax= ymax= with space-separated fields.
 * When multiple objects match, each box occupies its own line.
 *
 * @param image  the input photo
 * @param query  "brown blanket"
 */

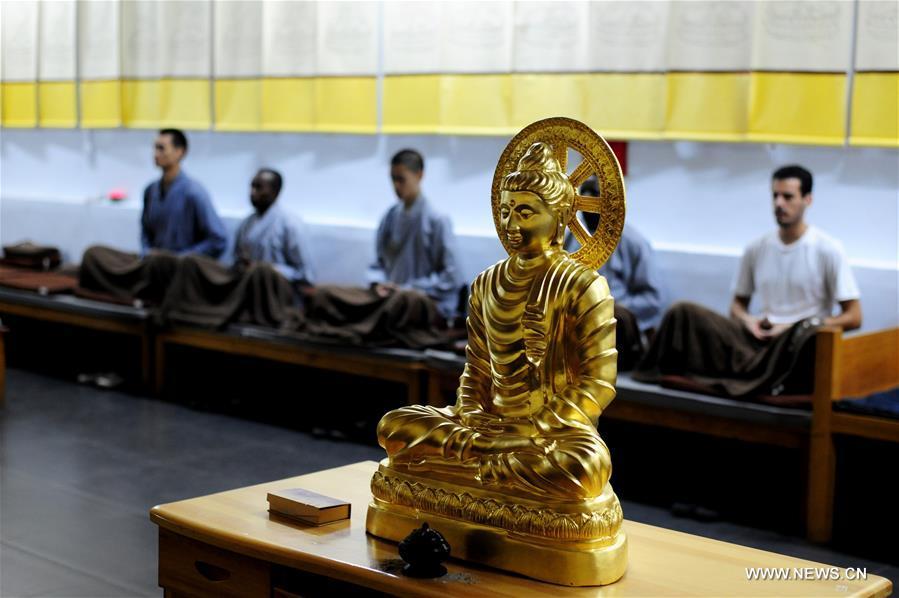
xmin=76 ymin=245 xmax=452 ymax=348
xmin=299 ymin=285 xmax=448 ymax=349
xmin=615 ymin=303 xmax=643 ymax=372
xmin=159 ymin=255 xmax=303 ymax=330
xmin=632 ymin=302 xmax=820 ymax=398
xmin=78 ymin=245 xmax=178 ymax=306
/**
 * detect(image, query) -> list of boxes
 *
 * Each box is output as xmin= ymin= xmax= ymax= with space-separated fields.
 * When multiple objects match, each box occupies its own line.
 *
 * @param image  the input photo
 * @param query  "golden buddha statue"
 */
xmin=367 ymin=118 xmax=627 ymax=586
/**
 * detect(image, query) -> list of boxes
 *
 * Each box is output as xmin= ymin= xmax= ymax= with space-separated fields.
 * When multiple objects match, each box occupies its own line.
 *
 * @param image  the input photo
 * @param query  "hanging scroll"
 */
xmin=850 ymin=1 xmax=898 ymax=146
xmin=214 ymin=0 xmax=262 ymax=130
xmin=510 ymin=2 xmax=589 ymax=129
xmin=261 ymin=0 xmax=317 ymax=131
xmin=665 ymin=1 xmax=753 ymax=140
xmin=315 ymin=1 xmax=378 ymax=132
xmin=439 ymin=1 xmax=514 ymax=134
xmin=161 ymin=0 xmax=211 ymax=128
xmin=748 ymin=0 xmax=853 ymax=144
xmin=121 ymin=0 xmax=162 ymax=127
xmin=121 ymin=0 xmax=210 ymax=129
xmin=38 ymin=0 xmax=77 ymax=127
xmin=79 ymin=0 xmax=121 ymax=127
xmin=382 ymin=1 xmax=446 ymax=132
xmin=585 ymin=1 xmax=669 ymax=138
xmin=1 ymin=0 xmax=39 ymax=127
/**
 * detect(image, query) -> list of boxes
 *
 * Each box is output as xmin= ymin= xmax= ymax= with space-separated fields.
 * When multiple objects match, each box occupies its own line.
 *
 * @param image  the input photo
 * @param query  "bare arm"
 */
xmin=825 ymin=299 xmax=862 ymax=331
xmin=730 ymin=295 xmax=766 ymax=340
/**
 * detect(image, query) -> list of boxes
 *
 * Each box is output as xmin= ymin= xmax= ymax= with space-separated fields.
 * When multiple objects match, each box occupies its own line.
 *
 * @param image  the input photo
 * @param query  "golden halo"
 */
xmin=491 ymin=117 xmax=626 ymax=271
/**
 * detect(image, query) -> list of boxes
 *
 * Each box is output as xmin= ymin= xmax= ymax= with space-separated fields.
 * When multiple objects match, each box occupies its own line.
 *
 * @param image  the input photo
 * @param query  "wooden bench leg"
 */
xmin=806 ymin=432 xmax=836 ymax=542
xmin=807 ymin=328 xmax=838 ymax=543
xmin=426 ymin=371 xmax=444 ymax=407
xmin=405 ymin=370 xmax=424 ymax=406
xmin=154 ymin=335 xmax=166 ymax=397
xmin=141 ymin=327 xmax=153 ymax=393
xmin=0 ymin=327 xmax=7 ymax=408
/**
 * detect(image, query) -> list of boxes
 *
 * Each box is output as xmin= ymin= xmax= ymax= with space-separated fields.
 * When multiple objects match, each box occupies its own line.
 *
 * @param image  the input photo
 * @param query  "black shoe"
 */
xmin=95 ymin=372 xmax=124 ymax=389
xmin=76 ymin=373 xmax=98 ymax=385
xmin=671 ymin=502 xmax=695 ymax=518
xmin=692 ymin=505 xmax=720 ymax=522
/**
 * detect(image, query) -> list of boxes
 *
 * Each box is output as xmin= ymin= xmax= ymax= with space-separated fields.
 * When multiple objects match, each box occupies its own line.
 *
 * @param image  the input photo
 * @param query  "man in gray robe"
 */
xmin=366 ymin=149 xmax=461 ymax=320
xmin=158 ymin=168 xmax=311 ymax=329
xmin=564 ymin=177 xmax=669 ymax=368
xmin=301 ymin=149 xmax=460 ymax=348
xmin=235 ymin=168 xmax=315 ymax=287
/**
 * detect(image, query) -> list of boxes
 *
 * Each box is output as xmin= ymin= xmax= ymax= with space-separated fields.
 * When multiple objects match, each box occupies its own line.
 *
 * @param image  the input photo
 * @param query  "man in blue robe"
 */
xmin=79 ymin=129 xmax=226 ymax=305
xmin=141 ymin=129 xmax=226 ymax=257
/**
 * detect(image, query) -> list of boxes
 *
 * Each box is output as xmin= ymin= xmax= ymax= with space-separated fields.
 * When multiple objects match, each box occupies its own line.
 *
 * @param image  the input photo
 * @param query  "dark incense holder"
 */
xmin=398 ymin=522 xmax=451 ymax=578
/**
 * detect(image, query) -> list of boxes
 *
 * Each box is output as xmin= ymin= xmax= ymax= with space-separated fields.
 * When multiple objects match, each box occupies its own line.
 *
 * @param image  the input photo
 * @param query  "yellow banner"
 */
xmin=80 ymin=81 xmax=122 ymax=128
xmin=38 ymin=82 xmax=77 ymax=128
xmin=666 ymin=73 xmax=749 ymax=142
xmin=214 ymin=79 xmax=261 ymax=132
xmin=850 ymin=72 xmax=899 ymax=148
xmin=748 ymin=73 xmax=847 ymax=145
xmin=1 ymin=82 xmax=37 ymax=127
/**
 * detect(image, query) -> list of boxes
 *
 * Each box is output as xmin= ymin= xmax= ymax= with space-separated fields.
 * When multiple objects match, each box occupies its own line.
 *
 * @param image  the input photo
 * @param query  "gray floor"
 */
xmin=0 ymin=368 xmax=895 ymax=597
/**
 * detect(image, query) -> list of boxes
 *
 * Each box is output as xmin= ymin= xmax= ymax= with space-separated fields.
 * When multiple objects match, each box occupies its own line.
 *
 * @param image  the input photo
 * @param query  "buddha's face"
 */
xmin=500 ymin=190 xmax=560 ymax=256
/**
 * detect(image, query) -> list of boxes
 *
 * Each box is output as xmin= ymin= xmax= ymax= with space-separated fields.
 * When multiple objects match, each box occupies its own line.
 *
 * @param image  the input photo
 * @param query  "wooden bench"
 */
xmin=4 ymin=279 xmax=892 ymax=545
xmin=154 ymin=325 xmax=430 ymax=407
xmin=0 ymin=287 xmax=154 ymax=389
xmin=808 ymin=327 xmax=899 ymax=542
xmin=0 ymin=285 xmax=432 ymax=407
xmin=422 ymin=328 xmax=899 ymax=543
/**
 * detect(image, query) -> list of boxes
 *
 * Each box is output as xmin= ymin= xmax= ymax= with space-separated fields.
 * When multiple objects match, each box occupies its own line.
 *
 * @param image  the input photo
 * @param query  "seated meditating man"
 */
xmin=565 ymin=177 xmax=669 ymax=369
xmin=141 ymin=128 xmax=227 ymax=257
xmin=159 ymin=168 xmax=312 ymax=329
xmin=367 ymin=149 xmax=461 ymax=320
xmin=234 ymin=168 xmax=315 ymax=289
xmin=79 ymin=129 xmax=227 ymax=304
xmin=634 ymin=165 xmax=862 ymax=397
xmin=377 ymin=142 xmax=617 ymax=500
xmin=303 ymin=149 xmax=461 ymax=347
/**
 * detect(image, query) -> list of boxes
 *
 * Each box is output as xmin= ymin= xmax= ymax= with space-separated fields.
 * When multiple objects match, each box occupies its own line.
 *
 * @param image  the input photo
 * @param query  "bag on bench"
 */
xmin=2 ymin=242 xmax=62 ymax=271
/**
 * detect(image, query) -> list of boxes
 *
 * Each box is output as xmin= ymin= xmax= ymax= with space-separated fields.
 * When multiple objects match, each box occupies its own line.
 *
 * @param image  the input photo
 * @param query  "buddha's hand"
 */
xmin=460 ymin=410 xmax=504 ymax=433
xmin=531 ymin=436 xmax=558 ymax=455
xmin=531 ymin=405 xmax=566 ymax=434
xmin=463 ymin=412 xmax=537 ymax=437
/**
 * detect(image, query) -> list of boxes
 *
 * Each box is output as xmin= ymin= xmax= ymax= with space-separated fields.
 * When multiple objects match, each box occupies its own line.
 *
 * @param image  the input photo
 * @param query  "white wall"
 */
xmin=2 ymin=129 xmax=897 ymax=330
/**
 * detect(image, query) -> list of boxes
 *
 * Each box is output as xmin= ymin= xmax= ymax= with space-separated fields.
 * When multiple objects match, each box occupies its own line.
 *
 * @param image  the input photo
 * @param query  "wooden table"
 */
xmin=150 ymin=461 xmax=892 ymax=597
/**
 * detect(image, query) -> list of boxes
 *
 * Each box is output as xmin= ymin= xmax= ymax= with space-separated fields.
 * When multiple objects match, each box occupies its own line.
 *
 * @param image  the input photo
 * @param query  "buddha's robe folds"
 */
xmin=378 ymin=251 xmax=617 ymax=501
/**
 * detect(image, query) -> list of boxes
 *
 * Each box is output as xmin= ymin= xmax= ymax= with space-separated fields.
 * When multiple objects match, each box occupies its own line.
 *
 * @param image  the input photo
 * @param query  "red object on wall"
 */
xmin=108 ymin=188 xmax=128 ymax=202
xmin=608 ymin=141 xmax=628 ymax=176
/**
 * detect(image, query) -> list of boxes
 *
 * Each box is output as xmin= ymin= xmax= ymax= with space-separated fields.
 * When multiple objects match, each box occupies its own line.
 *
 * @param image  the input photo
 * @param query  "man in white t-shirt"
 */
xmin=730 ymin=164 xmax=861 ymax=337
xmin=634 ymin=165 xmax=862 ymax=397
